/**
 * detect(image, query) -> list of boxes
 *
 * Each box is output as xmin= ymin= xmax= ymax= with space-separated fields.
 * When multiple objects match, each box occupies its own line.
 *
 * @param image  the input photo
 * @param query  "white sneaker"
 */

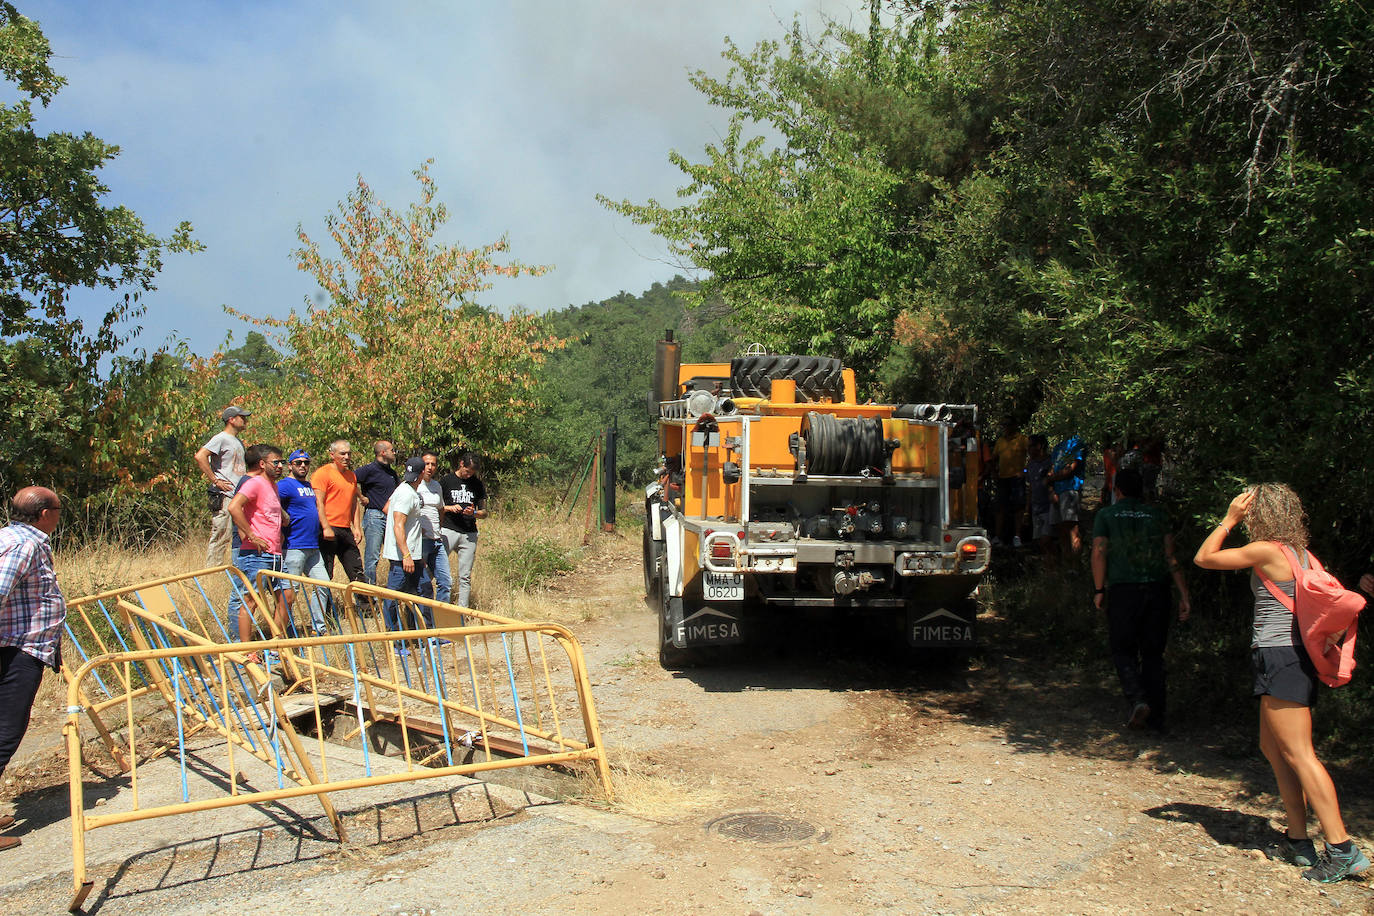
xmin=1013 ymin=536 xmax=1023 ymax=547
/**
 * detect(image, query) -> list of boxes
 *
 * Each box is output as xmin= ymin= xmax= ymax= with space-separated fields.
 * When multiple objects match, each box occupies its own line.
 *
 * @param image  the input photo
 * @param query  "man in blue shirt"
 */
xmin=278 ymin=449 xmax=330 ymax=634
xmin=1049 ymin=433 xmax=1087 ymax=557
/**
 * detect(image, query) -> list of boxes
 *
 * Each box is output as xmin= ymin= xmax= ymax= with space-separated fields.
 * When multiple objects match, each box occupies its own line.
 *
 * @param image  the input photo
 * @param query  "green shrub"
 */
xmin=487 ymin=536 xmax=576 ymax=591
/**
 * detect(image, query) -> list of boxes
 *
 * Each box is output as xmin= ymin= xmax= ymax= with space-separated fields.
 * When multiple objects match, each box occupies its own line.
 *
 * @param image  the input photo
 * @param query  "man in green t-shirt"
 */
xmin=1091 ymin=468 xmax=1191 ymax=731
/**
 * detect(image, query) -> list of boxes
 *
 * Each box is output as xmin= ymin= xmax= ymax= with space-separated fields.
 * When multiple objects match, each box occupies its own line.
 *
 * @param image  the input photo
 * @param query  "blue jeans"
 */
xmin=227 ymin=550 xmax=283 ymax=639
xmin=284 ymin=547 xmax=330 ymax=634
xmin=383 ymin=555 xmax=434 ymax=632
xmin=425 ymin=537 xmax=451 ymax=603
xmin=362 ymin=507 xmax=387 ymax=585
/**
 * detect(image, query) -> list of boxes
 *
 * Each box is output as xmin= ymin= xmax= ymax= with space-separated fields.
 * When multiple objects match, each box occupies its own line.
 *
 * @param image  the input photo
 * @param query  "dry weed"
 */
xmin=573 ymin=747 xmax=723 ymax=822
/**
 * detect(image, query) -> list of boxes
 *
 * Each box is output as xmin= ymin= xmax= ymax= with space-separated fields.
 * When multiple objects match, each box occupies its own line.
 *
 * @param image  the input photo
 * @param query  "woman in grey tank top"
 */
xmin=1195 ymin=484 xmax=1367 ymax=882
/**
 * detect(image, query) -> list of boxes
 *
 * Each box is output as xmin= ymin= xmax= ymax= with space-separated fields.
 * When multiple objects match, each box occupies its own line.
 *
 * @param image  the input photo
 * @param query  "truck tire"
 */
xmin=642 ymin=523 xmax=663 ymax=605
xmin=729 ymin=355 xmax=845 ymax=402
xmin=658 ymin=591 xmax=695 ymax=668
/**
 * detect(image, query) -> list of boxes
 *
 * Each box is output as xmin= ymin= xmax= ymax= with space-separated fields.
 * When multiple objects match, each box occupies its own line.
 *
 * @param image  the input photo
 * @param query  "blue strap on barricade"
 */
xmin=137 ymin=616 xmax=216 ymax=728
xmin=172 ymin=657 xmax=189 ymax=803
xmin=96 ymin=599 xmax=152 ymax=690
xmin=423 ymin=639 xmax=454 ymax=767
xmin=501 ymin=633 xmax=530 ymax=756
xmin=192 ymin=574 xmax=234 ymax=643
xmin=63 ymin=621 xmax=114 ymax=700
xmin=345 ymin=643 xmax=372 ymax=778
xmin=261 ymin=655 xmax=286 ymax=789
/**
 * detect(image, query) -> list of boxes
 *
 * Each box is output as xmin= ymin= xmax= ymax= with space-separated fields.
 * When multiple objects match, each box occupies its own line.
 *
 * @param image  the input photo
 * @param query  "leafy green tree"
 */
xmin=233 ymin=163 xmax=559 ymax=471
xmin=0 ymin=3 xmax=200 ymax=496
xmin=611 ymin=0 xmax=1374 ymax=556
xmin=600 ymin=10 xmax=969 ymax=385
xmin=206 ymin=331 xmax=283 ymax=411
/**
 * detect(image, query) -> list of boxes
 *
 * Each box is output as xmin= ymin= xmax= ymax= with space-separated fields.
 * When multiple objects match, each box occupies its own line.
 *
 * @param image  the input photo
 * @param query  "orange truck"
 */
xmin=643 ymin=335 xmax=991 ymax=666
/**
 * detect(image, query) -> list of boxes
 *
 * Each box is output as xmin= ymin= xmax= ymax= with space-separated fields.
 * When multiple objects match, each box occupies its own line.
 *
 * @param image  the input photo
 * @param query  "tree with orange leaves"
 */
xmin=232 ymin=161 xmax=560 ymax=470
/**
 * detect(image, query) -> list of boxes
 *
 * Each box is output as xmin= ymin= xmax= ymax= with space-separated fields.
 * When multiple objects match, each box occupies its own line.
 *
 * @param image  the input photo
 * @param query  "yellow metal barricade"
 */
xmin=63 ymin=571 xmax=611 ymax=912
xmin=62 ymin=566 xmax=288 ymax=771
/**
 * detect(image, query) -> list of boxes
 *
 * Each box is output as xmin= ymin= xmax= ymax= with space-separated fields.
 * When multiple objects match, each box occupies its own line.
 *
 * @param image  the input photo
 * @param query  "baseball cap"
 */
xmin=221 ymin=406 xmax=252 ymax=422
xmin=288 ymin=449 xmax=310 ymax=462
xmin=403 ymin=456 xmax=425 ymax=482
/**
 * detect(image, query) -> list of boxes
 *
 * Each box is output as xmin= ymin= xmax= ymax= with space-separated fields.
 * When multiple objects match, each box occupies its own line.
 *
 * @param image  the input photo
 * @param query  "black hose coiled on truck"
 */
xmin=802 ymin=412 xmax=885 ymax=475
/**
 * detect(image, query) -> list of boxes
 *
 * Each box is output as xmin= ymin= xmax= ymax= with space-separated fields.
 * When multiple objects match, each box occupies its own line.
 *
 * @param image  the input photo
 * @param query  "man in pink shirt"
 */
xmin=226 ymin=444 xmax=288 ymax=644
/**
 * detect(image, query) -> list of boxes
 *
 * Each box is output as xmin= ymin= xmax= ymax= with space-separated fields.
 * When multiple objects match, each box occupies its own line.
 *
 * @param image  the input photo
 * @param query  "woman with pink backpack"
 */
xmin=1194 ymin=483 xmax=1367 ymax=883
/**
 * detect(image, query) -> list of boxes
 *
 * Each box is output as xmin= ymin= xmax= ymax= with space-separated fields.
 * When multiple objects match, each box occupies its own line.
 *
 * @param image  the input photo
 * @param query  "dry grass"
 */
xmin=56 ymin=536 xmax=211 ymax=601
xmin=573 ymin=747 xmax=724 ymax=821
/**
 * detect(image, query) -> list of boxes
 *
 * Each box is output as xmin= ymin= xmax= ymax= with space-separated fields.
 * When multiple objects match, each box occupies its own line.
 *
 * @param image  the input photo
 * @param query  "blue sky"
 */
xmin=21 ymin=1 xmax=856 ymax=357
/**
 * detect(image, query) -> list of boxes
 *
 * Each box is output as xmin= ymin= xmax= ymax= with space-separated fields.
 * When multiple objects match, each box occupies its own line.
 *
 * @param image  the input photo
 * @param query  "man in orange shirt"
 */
xmin=311 ymin=439 xmax=364 ymax=585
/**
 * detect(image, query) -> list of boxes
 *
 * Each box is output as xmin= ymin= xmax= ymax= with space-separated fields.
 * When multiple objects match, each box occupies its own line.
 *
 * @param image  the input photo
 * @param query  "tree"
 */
xmin=530 ymin=277 xmax=734 ymax=484
xmin=610 ymin=0 xmax=1374 ymax=559
xmin=233 ymin=162 xmax=559 ymax=471
xmin=600 ymin=5 xmax=977 ymax=387
xmin=206 ymin=331 xmax=283 ymax=410
xmin=0 ymin=3 xmax=200 ymax=495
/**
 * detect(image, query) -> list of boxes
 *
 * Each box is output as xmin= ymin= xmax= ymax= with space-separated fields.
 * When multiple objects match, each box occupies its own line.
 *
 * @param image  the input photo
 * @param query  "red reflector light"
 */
xmin=846 ymin=505 xmax=858 ymax=516
xmin=710 ymin=541 xmax=732 ymax=559
xmin=943 ymin=534 xmax=952 ymax=543
xmin=960 ymin=543 xmax=978 ymax=555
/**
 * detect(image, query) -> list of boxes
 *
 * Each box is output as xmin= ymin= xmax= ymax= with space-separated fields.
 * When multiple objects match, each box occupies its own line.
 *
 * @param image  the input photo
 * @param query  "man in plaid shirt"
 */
xmin=0 ymin=486 xmax=66 ymax=852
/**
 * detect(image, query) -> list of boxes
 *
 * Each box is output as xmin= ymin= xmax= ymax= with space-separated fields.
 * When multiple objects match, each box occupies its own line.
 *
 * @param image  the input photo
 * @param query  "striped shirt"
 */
xmin=0 ymin=522 xmax=66 ymax=666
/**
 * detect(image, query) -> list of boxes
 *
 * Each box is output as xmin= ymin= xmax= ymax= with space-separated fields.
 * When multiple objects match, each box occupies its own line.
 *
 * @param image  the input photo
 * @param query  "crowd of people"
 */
xmin=981 ymin=422 xmax=1091 ymax=561
xmin=0 ymin=408 xmax=1366 ymax=880
xmin=193 ymin=406 xmax=488 ymax=657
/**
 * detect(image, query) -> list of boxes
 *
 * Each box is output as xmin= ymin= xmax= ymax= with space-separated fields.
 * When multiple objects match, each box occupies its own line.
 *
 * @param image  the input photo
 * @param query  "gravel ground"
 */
xmin=3 ymin=532 xmax=1372 ymax=914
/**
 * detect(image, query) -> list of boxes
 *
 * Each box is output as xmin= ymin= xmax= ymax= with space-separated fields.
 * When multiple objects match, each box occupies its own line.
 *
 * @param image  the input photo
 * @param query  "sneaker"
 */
xmin=394 ymin=645 xmax=410 ymax=658
xmin=1264 ymin=833 xmax=1318 ymax=867
xmin=1012 ymin=536 xmax=1023 ymax=547
xmin=428 ymin=637 xmax=453 ymax=647
xmin=1127 ymin=702 xmax=1151 ymax=729
xmin=1302 ymin=841 xmax=1370 ymax=883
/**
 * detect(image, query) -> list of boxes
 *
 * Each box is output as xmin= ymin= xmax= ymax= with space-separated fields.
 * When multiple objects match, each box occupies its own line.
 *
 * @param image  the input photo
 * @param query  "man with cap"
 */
xmin=0 ymin=486 xmax=66 ymax=851
xmin=195 ymin=406 xmax=251 ymax=567
xmin=278 ymin=449 xmax=330 ymax=634
xmin=382 ymin=457 xmax=436 ymax=640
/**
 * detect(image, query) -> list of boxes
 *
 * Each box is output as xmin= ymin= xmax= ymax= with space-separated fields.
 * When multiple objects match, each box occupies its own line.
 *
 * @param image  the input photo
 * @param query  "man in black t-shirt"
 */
xmin=356 ymin=440 xmax=399 ymax=585
xmin=439 ymin=452 xmax=487 ymax=609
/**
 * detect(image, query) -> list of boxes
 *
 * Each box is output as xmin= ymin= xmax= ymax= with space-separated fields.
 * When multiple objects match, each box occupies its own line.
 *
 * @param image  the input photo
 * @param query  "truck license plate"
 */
xmin=703 ymin=571 xmax=744 ymax=602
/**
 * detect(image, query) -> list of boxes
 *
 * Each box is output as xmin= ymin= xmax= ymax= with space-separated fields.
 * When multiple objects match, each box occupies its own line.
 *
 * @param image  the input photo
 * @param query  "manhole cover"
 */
xmin=704 ymin=812 xmax=825 ymax=845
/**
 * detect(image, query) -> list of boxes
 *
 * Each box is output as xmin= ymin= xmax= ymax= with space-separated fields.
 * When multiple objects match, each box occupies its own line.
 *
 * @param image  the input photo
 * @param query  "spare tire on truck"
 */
xmin=729 ymin=355 xmax=845 ymax=402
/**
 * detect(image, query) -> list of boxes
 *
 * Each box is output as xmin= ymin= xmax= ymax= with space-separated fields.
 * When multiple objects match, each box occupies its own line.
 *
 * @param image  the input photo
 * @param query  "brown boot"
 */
xmin=0 ymin=814 xmax=14 ymax=830
xmin=0 ymin=834 xmax=21 ymax=851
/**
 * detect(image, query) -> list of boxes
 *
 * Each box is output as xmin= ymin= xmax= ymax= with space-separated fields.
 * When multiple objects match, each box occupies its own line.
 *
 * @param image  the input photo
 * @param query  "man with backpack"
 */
xmin=1091 ymin=468 xmax=1191 ymax=731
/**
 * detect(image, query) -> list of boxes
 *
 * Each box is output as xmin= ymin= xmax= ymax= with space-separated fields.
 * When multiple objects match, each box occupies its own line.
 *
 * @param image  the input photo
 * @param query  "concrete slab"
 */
xmin=0 ymin=735 xmax=553 ymax=903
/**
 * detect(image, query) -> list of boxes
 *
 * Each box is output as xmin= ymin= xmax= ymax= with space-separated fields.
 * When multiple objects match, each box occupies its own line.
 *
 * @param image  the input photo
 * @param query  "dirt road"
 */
xmin=5 ymin=532 xmax=1372 ymax=913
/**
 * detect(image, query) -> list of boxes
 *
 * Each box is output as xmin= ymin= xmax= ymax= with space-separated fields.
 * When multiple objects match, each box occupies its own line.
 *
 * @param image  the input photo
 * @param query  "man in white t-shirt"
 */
xmin=194 ymin=406 xmax=250 ymax=566
xmin=382 ymin=457 xmax=434 ymax=639
xmin=417 ymin=451 xmax=451 ymax=603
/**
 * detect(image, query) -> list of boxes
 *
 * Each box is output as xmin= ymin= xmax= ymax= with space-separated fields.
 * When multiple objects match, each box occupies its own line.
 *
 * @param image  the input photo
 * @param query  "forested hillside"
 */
xmin=530 ymin=276 xmax=737 ymax=485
